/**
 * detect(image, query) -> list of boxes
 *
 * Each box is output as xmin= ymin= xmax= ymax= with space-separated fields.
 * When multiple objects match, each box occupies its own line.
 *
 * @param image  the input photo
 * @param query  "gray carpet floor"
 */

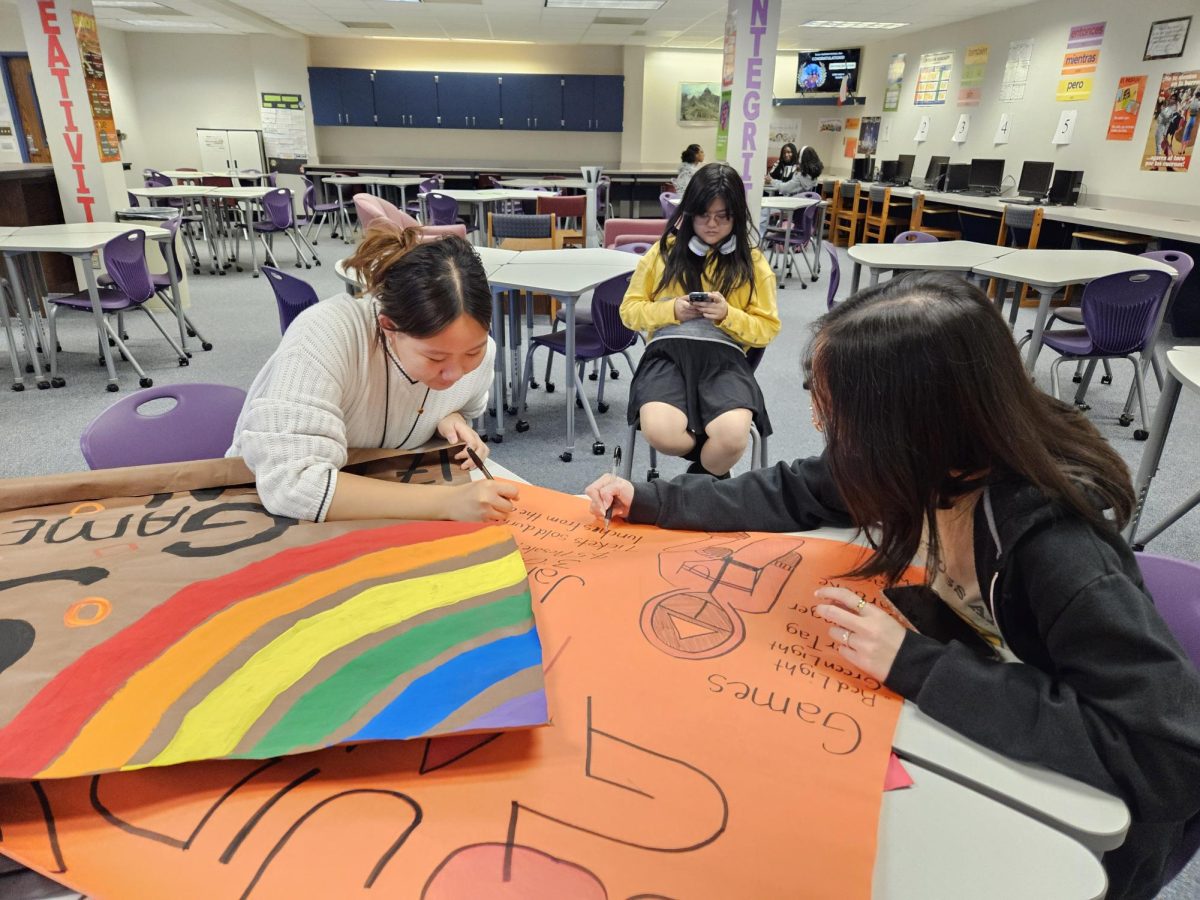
xmin=1 ymin=236 xmax=1198 ymax=897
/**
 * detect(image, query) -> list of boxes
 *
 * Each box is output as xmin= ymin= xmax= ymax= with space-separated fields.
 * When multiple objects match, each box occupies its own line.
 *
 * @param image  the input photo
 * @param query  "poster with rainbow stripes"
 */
xmin=0 ymin=450 xmax=545 ymax=780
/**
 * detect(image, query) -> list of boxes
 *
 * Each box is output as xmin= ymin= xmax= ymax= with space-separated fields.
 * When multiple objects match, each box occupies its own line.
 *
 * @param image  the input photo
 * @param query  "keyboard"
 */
xmin=999 ymin=197 xmax=1040 ymax=205
xmin=957 ymin=189 xmax=1001 ymax=197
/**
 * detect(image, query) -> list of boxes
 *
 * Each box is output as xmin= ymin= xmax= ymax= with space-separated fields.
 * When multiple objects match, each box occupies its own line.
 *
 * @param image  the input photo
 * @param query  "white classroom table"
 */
xmin=129 ymin=185 xmax=220 ymax=274
xmin=971 ymin=249 xmax=1178 ymax=371
xmin=206 ymin=185 xmax=278 ymax=277
xmin=1127 ymin=347 xmax=1200 ymax=547
xmin=0 ymin=223 xmax=184 ymax=391
xmin=761 ymin=195 xmax=828 ymax=279
xmin=499 ymin=177 xmax=590 ymax=190
xmin=158 ymin=169 xmax=271 ymax=183
xmin=323 ymin=175 xmax=425 ymax=241
xmin=847 ymin=241 xmax=1016 ymax=293
xmin=486 ymin=256 xmax=639 ymax=454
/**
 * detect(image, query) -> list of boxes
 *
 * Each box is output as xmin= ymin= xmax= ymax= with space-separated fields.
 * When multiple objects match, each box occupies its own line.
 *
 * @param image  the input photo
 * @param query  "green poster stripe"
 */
xmin=251 ymin=589 xmax=533 ymax=756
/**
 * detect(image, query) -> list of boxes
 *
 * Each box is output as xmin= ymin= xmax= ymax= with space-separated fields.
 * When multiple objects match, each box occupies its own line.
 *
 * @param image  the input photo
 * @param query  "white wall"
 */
xmin=307 ymin=37 xmax=623 ymax=167
xmin=841 ymin=0 xmax=1199 ymax=211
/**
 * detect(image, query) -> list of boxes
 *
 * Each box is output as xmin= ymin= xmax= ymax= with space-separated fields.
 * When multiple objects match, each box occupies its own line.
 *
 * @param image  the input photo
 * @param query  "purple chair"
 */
xmin=425 ymin=191 xmax=474 ymax=233
xmin=894 ymin=230 xmax=937 ymax=244
xmin=143 ymin=168 xmax=185 ymax=212
xmin=407 ymin=176 xmax=442 ymax=219
xmin=254 ymin=188 xmax=319 ymax=270
xmin=300 ymin=176 xmax=343 ymax=244
xmin=824 ymin=241 xmax=842 ymax=310
xmin=81 ymin=382 xmax=248 ymax=469
xmin=616 ymin=241 xmax=653 ymax=255
xmin=127 ymin=191 xmax=140 ymax=207
xmin=262 ymin=265 xmax=320 ymax=334
xmin=516 ymin=272 xmax=638 ymax=457
xmin=659 ymin=191 xmax=680 ymax=219
xmin=1030 ymin=269 xmax=1173 ymax=440
xmin=99 ymin=216 xmax=213 ymax=353
xmin=763 ymin=195 xmax=821 ymax=289
xmin=48 ymin=229 xmax=189 ymax=391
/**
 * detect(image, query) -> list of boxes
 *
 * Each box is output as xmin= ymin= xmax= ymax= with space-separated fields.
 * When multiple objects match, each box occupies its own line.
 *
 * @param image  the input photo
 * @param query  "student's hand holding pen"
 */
xmin=448 ymin=481 xmax=520 ymax=523
xmin=585 ymin=474 xmax=635 ymax=522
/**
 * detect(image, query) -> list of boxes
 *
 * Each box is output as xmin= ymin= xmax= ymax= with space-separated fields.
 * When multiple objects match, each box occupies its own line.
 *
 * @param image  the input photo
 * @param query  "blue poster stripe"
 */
xmin=349 ymin=628 xmax=543 ymax=740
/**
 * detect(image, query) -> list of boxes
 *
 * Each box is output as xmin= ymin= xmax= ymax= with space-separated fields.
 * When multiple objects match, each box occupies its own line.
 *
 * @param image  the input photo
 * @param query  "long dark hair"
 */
xmin=805 ymin=271 xmax=1135 ymax=584
xmin=345 ymin=223 xmax=491 ymax=338
xmin=771 ymin=143 xmax=798 ymax=178
xmin=799 ymin=146 xmax=824 ymax=180
xmin=656 ymin=163 xmax=758 ymax=301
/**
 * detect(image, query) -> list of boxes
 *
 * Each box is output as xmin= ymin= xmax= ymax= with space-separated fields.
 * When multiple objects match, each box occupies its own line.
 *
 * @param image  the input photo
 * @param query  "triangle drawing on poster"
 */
xmin=994 ymin=113 xmax=1011 ymax=145
xmin=914 ymin=116 xmax=930 ymax=143
xmin=1053 ymin=109 xmax=1077 ymax=145
xmin=952 ymin=114 xmax=970 ymax=143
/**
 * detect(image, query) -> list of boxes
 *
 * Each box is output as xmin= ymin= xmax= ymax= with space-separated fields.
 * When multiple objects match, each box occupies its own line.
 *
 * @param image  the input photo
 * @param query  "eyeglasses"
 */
xmin=692 ymin=211 xmax=732 ymax=225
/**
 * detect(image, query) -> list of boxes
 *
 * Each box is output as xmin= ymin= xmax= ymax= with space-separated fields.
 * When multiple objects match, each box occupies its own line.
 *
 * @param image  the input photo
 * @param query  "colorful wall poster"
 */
xmin=882 ymin=53 xmax=906 ymax=112
xmin=858 ymin=116 xmax=881 ymax=156
xmin=1057 ymin=21 xmax=1104 ymax=102
xmin=1000 ymin=39 xmax=1034 ymax=102
xmin=679 ymin=82 xmax=720 ymax=124
xmin=818 ymin=117 xmax=843 ymax=134
xmin=0 ymin=450 xmax=545 ymax=780
xmin=1107 ymin=75 xmax=1148 ymax=140
xmin=70 ymin=11 xmax=120 ymax=162
xmin=958 ymin=44 xmax=989 ymax=106
xmin=914 ymin=51 xmax=953 ymax=106
xmin=1141 ymin=70 xmax=1200 ymax=172
xmin=0 ymin=480 xmax=909 ymax=900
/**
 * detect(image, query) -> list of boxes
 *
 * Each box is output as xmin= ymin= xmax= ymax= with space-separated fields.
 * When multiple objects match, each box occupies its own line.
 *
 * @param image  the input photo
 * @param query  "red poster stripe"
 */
xmin=0 ymin=520 xmax=487 ymax=776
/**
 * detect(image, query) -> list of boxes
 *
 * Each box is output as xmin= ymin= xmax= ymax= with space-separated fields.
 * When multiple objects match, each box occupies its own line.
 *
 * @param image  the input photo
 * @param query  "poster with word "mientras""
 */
xmin=1057 ymin=21 xmax=1105 ymax=102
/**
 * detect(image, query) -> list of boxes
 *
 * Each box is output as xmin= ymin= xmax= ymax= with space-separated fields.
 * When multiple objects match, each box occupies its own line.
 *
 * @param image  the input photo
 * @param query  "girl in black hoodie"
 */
xmin=586 ymin=271 xmax=1200 ymax=900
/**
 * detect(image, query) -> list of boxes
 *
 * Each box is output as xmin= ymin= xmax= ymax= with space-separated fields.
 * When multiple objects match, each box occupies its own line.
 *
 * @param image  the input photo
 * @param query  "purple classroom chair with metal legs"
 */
xmin=255 ymin=188 xmax=320 ymax=271
xmin=300 ymin=176 xmax=344 ymax=244
xmin=80 ymin=382 xmax=248 ymax=469
xmin=824 ymin=241 xmax=842 ymax=310
xmin=893 ymin=230 xmax=937 ymax=244
xmin=262 ymin=265 xmax=320 ymax=334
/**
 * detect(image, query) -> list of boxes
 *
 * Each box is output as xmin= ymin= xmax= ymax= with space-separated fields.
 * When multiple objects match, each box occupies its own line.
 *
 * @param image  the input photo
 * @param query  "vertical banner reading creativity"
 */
xmin=882 ymin=53 xmax=906 ymax=112
xmin=69 ymin=11 xmax=119 ymax=163
xmin=1057 ymin=21 xmax=1105 ymax=102
xmin=1141 ymin=70 xmax=1200 ymax=172
xmin=958 ymin=44 xmax=989 ymax=106
xmin=1107 ymin=75 xmax=1147 ymax=141
xmin=914 ymin=51 xmax=953 ymax=106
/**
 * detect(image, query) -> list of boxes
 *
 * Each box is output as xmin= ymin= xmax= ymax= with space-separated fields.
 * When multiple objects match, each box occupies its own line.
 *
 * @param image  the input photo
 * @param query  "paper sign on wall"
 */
xmin=1000 ymin=39 xmax=1034 ymax=102
xmin=994 ymin=113 xmax=1012 ymax=144
xmin=1140 ymin=69 xmax=1200 ymax=171
xmin=881 ymin=120 xmax=892 ymax=143
xmin=883 ymin=53 xmax=906 ymax=112
xmin=952 ymin=114 xmax=971 ymax=143
xmin=913 ymin=116 xmax=931 ymax=143
xmin=958 ymin=44 xmax=989 ymax=106
xmin=914 ymin=51 xmax=954 ymax=106
xmin=819 ymin=118 xmax=843 ymax=134
xmin=1106 ymin=75 xmax=1147 ymax=140
xmin=1057 ymin=22 xmax=1104 ymax=102
xmin=1052 ymin=109 xmax=1078 ymax=145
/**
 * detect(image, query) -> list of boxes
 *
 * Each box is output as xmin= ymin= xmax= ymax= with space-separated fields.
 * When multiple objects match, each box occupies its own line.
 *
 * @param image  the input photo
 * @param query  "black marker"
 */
xmin=603 ymin=446 xmax=622 ymax=532
xmin=466 ymin=446 xmax=493 ymax=479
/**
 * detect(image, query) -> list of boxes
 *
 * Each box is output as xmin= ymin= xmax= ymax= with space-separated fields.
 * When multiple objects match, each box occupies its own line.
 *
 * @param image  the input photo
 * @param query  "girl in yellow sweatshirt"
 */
xmin=620 ymin=163 xmax=780 ymax=477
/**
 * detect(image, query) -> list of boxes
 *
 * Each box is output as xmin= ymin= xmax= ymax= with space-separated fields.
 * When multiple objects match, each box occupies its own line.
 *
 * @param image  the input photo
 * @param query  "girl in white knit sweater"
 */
xmin=228 ymin=226 xmax=518 ymax=523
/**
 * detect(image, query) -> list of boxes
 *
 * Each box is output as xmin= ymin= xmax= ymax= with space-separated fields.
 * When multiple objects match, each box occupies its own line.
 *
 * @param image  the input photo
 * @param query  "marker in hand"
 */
xmin=466 ymin=446 xmax=493 ymax=479
xmin=603 ymin=446 xmax=622 ymax=532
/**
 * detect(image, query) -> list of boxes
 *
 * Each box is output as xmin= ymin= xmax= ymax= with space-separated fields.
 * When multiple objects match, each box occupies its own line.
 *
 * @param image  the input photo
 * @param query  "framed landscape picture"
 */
xmin=679 ymin=82 xmax=720 ymax=124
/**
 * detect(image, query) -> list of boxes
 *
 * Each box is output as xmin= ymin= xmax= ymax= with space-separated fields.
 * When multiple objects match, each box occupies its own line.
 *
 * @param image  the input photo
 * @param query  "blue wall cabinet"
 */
xmin=500 ymin=74 xmax=563 ymax=130
xmin=373 ymin=71 xmax=438 ymax=128
xmin=437 ymin=73 xmax=501 ymax=129
xmin=308 ymin=67 xmax=375 ymax=126
xmin=561 ymin=75 xmax=624 ymax=132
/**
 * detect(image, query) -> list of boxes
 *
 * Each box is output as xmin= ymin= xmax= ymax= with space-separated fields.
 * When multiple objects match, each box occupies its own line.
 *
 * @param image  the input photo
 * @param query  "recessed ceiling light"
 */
xmin=122 ymin=18 xmax=224 ymax=27
xmin=802 ymin=20 xmax=907 ymax=29
xmin=546 ymin=1 xmax=666 ymax=9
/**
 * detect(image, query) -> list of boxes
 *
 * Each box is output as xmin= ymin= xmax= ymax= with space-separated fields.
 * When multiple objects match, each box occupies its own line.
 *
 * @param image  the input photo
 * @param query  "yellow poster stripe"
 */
xmin=39 ymin=528 xmax=510 ymax=778
xmin=147 ymin=550 xmax=526 ymax=767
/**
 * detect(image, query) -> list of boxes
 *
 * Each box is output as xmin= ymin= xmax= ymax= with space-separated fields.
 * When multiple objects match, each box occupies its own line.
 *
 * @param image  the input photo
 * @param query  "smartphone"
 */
xmin=688 ymin=291 xmax=709 ymax=304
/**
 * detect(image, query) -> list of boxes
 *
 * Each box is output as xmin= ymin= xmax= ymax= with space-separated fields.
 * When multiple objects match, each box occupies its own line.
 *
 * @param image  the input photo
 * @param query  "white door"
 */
xmin=227 ymin=130 xmax=265 ymax=172
xmin=197 ymin=129 xmax=232 ymax=171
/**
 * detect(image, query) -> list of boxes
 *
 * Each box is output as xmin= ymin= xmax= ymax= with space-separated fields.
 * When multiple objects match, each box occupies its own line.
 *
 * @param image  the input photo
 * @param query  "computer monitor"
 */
xmin=945 ymin=163 xmax=971 ymax=192
xmin=1017 ymin=161 xmax=1054 ymax=198
xmin=924 ymin=155 xmax=950 ymax=189
xmin=850 ymin=156 xmax=872 ymax=182
xmin=968 ymin=158 xmax=1004 ymax=194
xmin=878 ymin=159 xmax=899 ymax=183
xmin=895 ymin=154 xmax=916 ymax=185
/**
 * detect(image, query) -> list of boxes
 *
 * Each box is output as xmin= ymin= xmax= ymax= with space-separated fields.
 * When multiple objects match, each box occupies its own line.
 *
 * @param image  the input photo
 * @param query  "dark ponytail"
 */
xmin=345 ymin=222 xmax=492 ymax=338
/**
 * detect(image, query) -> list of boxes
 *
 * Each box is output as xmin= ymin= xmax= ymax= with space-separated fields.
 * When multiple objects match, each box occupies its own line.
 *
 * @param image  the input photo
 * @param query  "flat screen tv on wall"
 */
xmin=796 ymin=49 xmax=861 ymax=94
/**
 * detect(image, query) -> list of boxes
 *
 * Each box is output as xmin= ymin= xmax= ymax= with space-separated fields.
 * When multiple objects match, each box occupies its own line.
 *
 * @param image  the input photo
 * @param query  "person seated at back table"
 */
xmin=674 ymin=143 xmax=704 ymax=194
xmin=620 ymin=163 xmax=780 ymax=479
xmin=589 ymin=271 xmax=1200 ymax=900
xmin=228 ymin=224 xmax=518 ymax=523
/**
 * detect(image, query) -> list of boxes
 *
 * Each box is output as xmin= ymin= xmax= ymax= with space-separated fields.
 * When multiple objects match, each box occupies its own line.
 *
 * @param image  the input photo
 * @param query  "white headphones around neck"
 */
xmin=688 ymin=234 xmax=738 ymax=256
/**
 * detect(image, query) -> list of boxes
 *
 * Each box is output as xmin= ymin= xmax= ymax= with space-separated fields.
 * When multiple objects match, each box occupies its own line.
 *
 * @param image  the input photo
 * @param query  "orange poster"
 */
xmin=1107 ymin=75 xmax=1148 ymax=140
xmin=0 ymin=483 xmax=906 ymax=899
